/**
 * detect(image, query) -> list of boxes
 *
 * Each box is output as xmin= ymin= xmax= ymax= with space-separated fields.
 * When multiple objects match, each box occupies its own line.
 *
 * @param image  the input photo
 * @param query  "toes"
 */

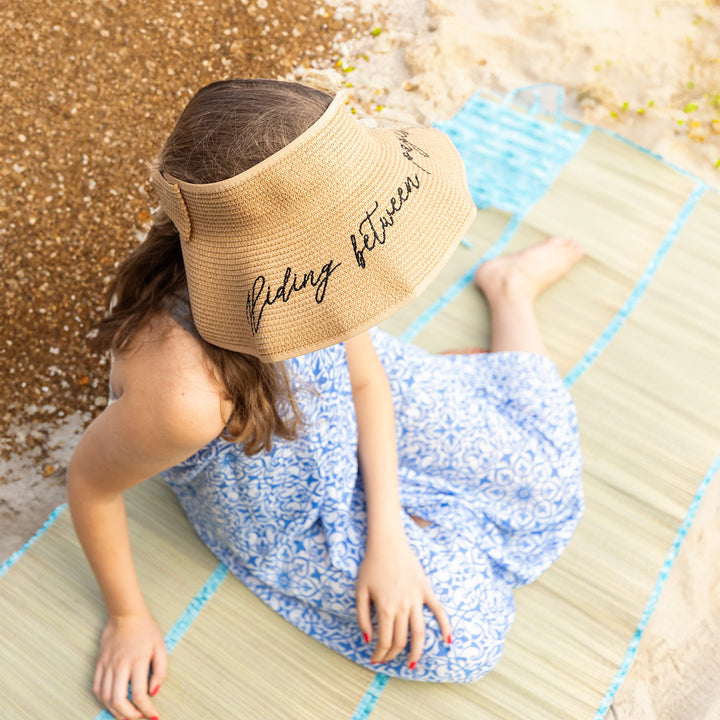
xmin=548 ymin=236 xmax=577 ymax=250
xmin=473 ymin=235 xmax=583 ymax=296
xmin=547 ymin=236 xmax=584 ymax=260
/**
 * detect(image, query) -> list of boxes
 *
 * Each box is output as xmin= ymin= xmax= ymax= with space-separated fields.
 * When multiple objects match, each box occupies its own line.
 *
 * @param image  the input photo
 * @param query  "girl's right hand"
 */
xmin=94 ymin=612 xmax=167 ymax=719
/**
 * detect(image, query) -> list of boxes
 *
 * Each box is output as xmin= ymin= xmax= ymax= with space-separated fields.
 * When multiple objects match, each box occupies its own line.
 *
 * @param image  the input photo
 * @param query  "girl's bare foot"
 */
xmin=474 ymin=236 xmax=584 ymax=304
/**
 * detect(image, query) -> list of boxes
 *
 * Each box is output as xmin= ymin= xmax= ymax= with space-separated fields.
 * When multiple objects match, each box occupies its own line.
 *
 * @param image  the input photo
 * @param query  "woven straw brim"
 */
xmin=152 ymin=92 xmax=476 ymax=361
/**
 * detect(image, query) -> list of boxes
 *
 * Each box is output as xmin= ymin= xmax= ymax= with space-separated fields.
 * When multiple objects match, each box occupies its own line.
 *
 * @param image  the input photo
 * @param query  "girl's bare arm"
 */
xmin=68 ymin=320 xmax=227 ymax=719
xmin=344 ymin=331 xmax=451 ymax=670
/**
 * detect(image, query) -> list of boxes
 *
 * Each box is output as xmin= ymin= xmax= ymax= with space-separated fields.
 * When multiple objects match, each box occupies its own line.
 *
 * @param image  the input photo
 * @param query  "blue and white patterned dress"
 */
xmin=160 ymin=322 xmax=583 ymax=683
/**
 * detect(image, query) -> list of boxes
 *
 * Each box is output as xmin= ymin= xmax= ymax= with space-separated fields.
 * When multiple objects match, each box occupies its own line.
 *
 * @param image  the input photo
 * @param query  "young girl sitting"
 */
xmin=68 ymin=78 xmax=584 ymax=720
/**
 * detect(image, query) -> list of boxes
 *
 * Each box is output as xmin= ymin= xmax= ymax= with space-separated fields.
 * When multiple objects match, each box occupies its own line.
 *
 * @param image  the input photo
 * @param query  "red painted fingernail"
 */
xmin=446 ymin=634 xmax=453 ymax=644
xmin=363 ymin=632 xmax=370 ymax=644
xmin=409 ymin=661 xmax=417 ymax=670
xmin=150 ymin=684 xmax=160 ymax=696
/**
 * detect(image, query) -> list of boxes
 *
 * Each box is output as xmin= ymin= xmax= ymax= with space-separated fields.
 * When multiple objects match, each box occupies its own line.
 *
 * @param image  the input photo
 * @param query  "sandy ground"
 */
xmin=2 ymin=0 xmax=719 ymax=716
xmin=319 ymin=0 xmax=720 ymax=184
xmin=611 ymin=471 xmax=720 ymax=719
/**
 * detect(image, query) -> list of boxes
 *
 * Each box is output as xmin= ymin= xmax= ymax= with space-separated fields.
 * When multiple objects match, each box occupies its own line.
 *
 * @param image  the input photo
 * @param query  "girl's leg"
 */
xmin=474 ymin=237 xmax=584 ymax=358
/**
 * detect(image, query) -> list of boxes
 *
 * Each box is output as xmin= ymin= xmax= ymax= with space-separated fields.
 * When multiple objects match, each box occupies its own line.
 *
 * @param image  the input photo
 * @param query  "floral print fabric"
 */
xmin=160 ymin=327 xmax=583 ymax=682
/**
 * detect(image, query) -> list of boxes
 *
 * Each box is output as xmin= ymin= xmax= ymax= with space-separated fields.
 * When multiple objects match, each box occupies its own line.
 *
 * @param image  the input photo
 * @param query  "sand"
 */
xmin=2 ymin=1 xmax=719 ymax=716
xmin=610 ymin=471 xmax=720 ymax=719
xmin=315 ymin=0 xmax=719 ymax=185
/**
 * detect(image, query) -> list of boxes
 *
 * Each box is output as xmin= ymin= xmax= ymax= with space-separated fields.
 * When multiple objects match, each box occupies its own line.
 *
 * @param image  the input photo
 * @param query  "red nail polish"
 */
xmin=446 ymin=634 xmax=453 ymax=644
xmin=363 ymin=632 xmax=369 ymax=644
xmin=409 ymin=661 xmax=417 ymax=670
xmin=150 ymin=684 xmax=160 ymax=696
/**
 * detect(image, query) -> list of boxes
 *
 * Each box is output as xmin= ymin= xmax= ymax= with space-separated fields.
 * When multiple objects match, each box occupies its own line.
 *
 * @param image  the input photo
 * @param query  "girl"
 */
xmin=68 ymin=78 xmax=584 ymax=720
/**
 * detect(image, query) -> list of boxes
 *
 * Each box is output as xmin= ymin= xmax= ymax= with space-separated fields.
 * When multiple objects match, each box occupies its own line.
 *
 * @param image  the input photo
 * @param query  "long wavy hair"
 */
xmin=92 ymin=79 xmax=334 ymax=454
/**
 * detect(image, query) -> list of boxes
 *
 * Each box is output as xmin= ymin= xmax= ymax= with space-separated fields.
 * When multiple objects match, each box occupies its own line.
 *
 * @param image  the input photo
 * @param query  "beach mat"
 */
xmin=1 ymin=85 xmax=718 ymax=719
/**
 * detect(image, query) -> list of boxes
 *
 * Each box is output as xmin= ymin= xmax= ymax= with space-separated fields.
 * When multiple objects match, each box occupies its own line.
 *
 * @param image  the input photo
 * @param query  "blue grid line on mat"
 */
xmin=163 ymin=562 xmax=229 ymax=653
xmin=564 ymin=182 xmax=706 ymax=389
xmin=594 ymin=451 xmax=720 ymax=720
xmin=350 ymin=674 xmax=391 ymax=720
xmin=0 ymin=503 xmax=67 ymax=580
xmin=589 ymin=127 xmax=715 ymax=190
xmin=92 ymin=562 xmax=229 ymax=720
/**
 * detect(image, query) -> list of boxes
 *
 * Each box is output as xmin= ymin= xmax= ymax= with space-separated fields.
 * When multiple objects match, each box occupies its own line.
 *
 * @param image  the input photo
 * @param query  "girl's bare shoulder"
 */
xmin=69 ymin=315 xmax=231 ymax=493
xmin=109 ymin=313 xmax=230 ymax=446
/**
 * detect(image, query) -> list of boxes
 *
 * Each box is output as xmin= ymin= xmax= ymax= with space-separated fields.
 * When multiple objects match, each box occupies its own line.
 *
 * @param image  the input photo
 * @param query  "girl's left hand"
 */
xmin=356 ymin=532 xmax=452 ymax=669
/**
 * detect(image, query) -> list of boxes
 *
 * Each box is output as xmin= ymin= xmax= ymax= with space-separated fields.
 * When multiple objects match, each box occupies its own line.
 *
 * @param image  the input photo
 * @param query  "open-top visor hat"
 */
xmin=150 ymin=87 xmax=476 ymax=362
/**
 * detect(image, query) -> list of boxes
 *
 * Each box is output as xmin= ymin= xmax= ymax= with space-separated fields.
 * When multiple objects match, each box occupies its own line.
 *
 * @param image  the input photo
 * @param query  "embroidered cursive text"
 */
xmin=246 ymin=260 xmax=342 ymax=334
xmin=349 ymin=173 xmax=422 ymax=269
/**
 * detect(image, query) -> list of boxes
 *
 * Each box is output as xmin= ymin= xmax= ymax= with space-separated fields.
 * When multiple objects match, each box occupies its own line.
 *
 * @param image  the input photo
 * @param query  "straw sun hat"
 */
xmin=150 ymin=88 xmax=476 ymax=362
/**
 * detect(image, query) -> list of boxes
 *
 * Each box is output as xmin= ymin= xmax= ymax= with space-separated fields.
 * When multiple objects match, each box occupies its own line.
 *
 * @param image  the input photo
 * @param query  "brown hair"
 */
xmin=93 ymin=79 xmax=334 ymax=454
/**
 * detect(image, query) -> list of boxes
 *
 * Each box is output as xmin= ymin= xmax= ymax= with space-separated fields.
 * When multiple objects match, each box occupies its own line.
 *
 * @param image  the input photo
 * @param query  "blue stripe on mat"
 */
xmin=350 ymin=674 xmax=390 ymax=720
xmin=0 ymin=503 xmax=67 ymax=580
xmin=163 ymin=562 xmax=229 ymax=653
xmin=564 ymin=182 xmax=706 ymax=388
xmin=594 ymin=451 xmax=720 ymax=720
xmin=92 ymin=562 xmax=228 ymax=720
